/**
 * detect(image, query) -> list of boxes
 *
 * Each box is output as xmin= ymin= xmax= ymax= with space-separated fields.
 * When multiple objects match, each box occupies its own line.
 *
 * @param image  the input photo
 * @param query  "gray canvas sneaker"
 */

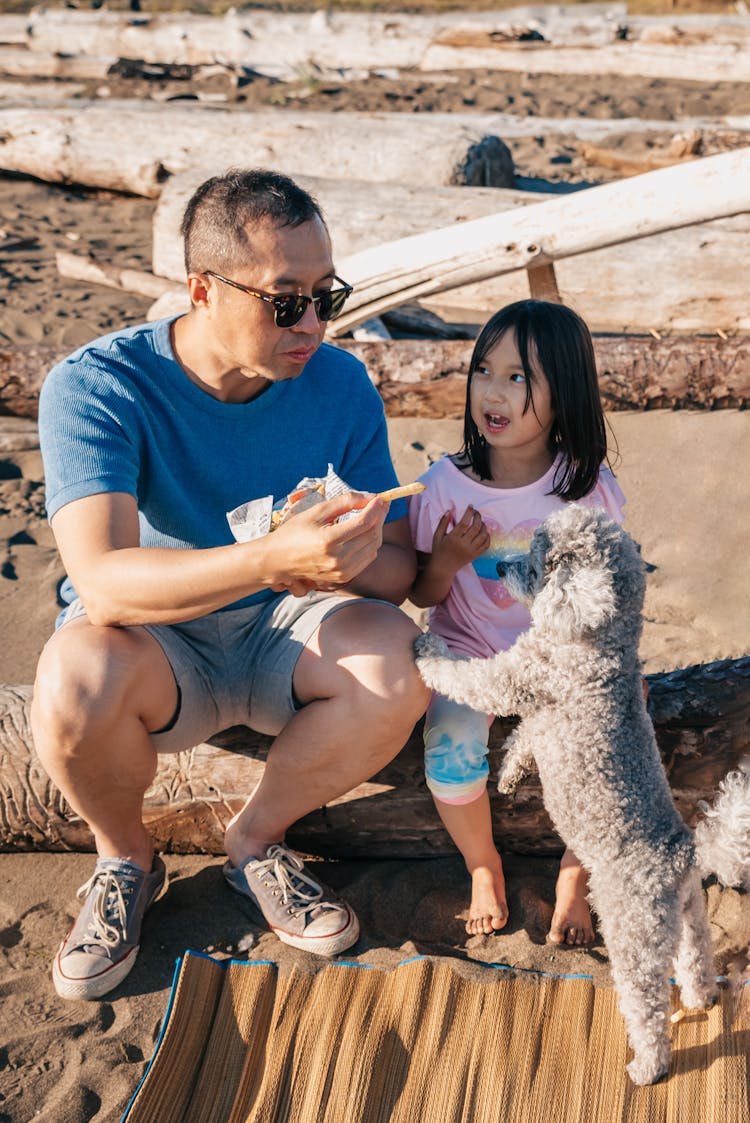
xmin=53 ymin=856 xmax=166 ymax=1000
xmin=223 ymin=843 xmax=359 ymax=957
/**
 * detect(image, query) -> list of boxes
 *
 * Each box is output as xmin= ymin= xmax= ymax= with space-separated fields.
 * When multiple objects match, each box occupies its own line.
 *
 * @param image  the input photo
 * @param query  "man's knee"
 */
xmin=32 ymin=622 xmax=171 ymax=744
xmin=299 ymin=601 xmax=429 ymax=721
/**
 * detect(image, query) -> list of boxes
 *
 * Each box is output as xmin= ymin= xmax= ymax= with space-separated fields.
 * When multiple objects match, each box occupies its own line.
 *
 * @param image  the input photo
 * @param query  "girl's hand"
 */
xmin=432 ymin=506 xmax=490 ymax=572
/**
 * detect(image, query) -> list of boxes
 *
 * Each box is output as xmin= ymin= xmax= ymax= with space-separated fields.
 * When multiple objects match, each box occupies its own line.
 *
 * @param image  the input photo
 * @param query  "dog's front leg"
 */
xmin=414 ymin=632 xmax=529 ymax=717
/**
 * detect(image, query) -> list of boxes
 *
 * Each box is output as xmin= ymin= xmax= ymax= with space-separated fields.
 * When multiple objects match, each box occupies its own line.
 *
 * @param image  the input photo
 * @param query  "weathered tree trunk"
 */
xmin=153 ymin=173 xmax=540 ymax=283
xmin=2 ymin=336 xmax=748 ymax=421
xmin=3 ymin=8 xmax=749 ymax=81
xmin=55 ymin=251 xmax=178 ymax=300
xmin=329 ymin=149 xmax=750 ymax=334
xmin=2 ymin=659 xmax=748 ymax=856
xmin=0 ymin=105 xmax=515 ymax=197
xmin=152 ymin=165 xmax=750 ymax=334
xmin=420 ymin=37 xmax=750 ymax=84
xmin=345 ymin=335 xmax=750 ymax=415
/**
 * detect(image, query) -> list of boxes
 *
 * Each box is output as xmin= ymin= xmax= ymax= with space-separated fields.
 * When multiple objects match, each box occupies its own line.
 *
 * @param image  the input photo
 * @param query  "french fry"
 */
xmin=377 ymin=482 xmax=426 ymax=502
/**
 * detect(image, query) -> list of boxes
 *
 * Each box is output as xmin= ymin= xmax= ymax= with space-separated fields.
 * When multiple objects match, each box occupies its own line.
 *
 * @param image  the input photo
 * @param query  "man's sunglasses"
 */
xmin=204 ymin=270 xmax=353 ymax=328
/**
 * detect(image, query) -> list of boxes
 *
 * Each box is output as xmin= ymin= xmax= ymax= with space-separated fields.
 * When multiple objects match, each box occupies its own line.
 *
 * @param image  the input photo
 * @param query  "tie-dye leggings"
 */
xmin=423 ymin=692 xmax=494 ymax=805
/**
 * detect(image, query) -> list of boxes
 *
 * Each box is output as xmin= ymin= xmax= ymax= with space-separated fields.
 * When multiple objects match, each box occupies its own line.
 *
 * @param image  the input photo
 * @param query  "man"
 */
xmin=33 ymin=169 xmax=429 ymax=1000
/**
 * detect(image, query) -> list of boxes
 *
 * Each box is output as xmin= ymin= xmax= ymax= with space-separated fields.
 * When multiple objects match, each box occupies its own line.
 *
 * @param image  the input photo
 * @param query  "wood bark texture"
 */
xmin=153 ymin=164 xmax=750 ymax=333
xmin=2 ymin=9 xmax=749 ymax=81
xmin=0 ymin=105 xmax=515 ymax=195
xmin=2 ymin=336 xmax=748 ymax=421
xmin=2 ymin=658 xmax=748 ymax=856
xmin=330 ymin=149 xmax=750 ymax=334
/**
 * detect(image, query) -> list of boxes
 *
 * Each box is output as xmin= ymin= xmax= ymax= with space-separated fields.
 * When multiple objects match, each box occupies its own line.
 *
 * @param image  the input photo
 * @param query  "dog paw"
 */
xmin=626 ymin=1051 xmax=670 ymax=1086
xmin=413 ymin=633 xmax=452 ymax=690
xmin=678 ymin=983 xmax=719 ymax=1011
xmin=496 ymin=771 xmax=520 ymax=796
xmin=413 ymin=632 xmax=450 ymax=661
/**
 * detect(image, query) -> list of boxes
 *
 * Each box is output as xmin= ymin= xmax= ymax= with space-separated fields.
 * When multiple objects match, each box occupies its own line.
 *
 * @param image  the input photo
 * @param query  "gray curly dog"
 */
xmin=414 ymin=504 xmax=750 ymax=1086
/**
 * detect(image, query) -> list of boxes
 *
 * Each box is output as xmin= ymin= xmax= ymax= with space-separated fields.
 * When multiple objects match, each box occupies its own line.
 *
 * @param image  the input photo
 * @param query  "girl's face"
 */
xmin=470 ymin=328 xmax=554 ymax=463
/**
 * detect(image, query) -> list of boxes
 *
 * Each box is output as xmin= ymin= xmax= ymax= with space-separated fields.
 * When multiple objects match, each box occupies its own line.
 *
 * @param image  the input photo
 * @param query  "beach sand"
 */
xmin=1 ymin=31 xmax=749 ymax=1123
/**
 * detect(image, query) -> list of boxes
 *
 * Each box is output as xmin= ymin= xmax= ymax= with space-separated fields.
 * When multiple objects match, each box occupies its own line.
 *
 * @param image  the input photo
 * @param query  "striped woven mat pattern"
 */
xmin=123 ymin=952 xmax=749 ymax=1123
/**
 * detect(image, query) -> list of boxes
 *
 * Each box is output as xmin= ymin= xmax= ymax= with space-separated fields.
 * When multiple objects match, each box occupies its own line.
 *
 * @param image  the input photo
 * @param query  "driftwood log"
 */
xmin=420 ymin=36 xmax=750 ymax=84
xmin=0 ymin=417 xmax=39 ymax=453
xmin=2 ymin=8 xmax=749 ymax=82
xmin=331 ymin=149 xmax=750 ymax=334
xmin=2 ymin=658 xmax=748 ymax=856
xmin=0 ymin=46 xmax=115 ymax=81
xmin=0 ymin=105 xmax=515 ymax=197
xmin=3 ymin=336 xmax=747 ymax=422
xmin=151 ymin=169 xmax=750 ymax=333
xmin=55 ymin=251 xmax=178 ymax=300
xmin=148 ymin=212 xmax=750 ymax=335
xmin=153 ymin=174 xmax=540 ymax=283
xmin=348 ymin=336 xmax=750 ymax=415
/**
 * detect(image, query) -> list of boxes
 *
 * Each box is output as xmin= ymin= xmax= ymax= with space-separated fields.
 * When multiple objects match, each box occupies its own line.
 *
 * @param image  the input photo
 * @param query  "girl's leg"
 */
xmin=433 ymin=790 xmax=508 ymax=935
xmin=424 ymin=694 xmax=507 ymax=935
xmin=548 ymin=847 xmax=594 ymax=946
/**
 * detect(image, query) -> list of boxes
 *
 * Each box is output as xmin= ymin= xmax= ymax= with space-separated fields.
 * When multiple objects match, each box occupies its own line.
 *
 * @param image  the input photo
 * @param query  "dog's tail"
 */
xmin=694 ymin=759 xmax=750 ymax=889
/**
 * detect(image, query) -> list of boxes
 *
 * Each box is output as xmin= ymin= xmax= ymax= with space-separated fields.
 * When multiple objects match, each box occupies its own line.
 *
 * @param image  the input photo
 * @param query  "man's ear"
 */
xmin=186 ymin=273 xmax=210 ymax=308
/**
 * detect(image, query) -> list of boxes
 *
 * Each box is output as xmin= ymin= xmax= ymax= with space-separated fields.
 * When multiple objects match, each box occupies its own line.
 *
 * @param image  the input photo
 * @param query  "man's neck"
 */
xmin=170 ymin=313 xmax=271 ymax=404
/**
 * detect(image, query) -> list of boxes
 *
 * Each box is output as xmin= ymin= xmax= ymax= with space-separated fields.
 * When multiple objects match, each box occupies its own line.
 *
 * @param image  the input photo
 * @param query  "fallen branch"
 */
xmin=55 ymin=250 xmax=180 ymax=299
xmin=576 ymin=141 xmax=698 ymax=178
xmin=331 ymin=149 xmax=750 ymax=333
xmin=2 ymin=335 xmax=748 ymax=420
xmin=4 ymin=8 xmax=750 ymax=82
xmin=2 ymin=658 xmax=748 ymax=856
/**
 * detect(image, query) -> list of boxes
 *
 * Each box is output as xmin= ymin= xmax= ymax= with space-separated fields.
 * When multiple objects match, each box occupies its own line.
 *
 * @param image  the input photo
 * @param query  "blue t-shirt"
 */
xmin=39 ymin=316 xmax=404 ymax=610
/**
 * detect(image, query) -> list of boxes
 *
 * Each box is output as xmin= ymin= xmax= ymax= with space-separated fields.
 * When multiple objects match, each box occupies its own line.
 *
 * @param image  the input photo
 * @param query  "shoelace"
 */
xmin=76 ymin=868 xmax=137 ymax=947
xmin=255 ymin=845 xmax=325 ymax=919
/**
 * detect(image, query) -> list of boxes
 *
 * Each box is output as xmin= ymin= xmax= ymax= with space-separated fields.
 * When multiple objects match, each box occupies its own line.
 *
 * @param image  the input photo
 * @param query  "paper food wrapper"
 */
xmin=226 ymin=464 xmax=352 ymax=543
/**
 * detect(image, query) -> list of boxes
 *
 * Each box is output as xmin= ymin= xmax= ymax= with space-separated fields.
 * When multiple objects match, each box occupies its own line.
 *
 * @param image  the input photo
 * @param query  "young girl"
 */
xmin=408 ymin=299 xmax=625 ymax=944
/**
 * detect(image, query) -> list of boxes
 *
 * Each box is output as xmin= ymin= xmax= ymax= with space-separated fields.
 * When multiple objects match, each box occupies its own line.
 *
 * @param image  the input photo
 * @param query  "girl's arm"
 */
xmin=409 ymin=506 xmax=489 ymax=608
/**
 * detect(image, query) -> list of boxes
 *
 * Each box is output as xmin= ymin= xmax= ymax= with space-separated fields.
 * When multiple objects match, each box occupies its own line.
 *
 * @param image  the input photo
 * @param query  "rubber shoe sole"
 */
xmin=53 ymin=943 xmax=140 ymax=1001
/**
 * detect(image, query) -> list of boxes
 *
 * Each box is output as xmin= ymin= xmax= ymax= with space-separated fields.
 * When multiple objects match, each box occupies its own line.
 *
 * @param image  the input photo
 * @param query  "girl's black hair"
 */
xmin=459 ymin=299 xmax=611 ymax=501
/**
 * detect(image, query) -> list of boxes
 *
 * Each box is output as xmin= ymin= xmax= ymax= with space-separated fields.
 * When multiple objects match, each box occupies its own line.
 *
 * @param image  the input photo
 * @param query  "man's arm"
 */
xmin=51 ymin=490 xmax=390 ymax=627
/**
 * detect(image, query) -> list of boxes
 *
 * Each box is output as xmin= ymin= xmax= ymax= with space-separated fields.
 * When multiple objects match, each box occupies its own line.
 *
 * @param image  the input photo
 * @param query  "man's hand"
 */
xmin=265 ymin=491 xmax=387 ymax=596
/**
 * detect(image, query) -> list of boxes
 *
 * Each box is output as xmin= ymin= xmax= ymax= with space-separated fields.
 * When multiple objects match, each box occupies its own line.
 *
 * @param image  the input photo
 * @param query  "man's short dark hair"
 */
xmin=181 ymin=168 xmax=325 ymax=275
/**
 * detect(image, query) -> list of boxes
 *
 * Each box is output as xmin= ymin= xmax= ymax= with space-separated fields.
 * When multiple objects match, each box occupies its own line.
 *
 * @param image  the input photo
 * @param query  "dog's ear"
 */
xmin=532 ymin=562 xmax=617 ymax=639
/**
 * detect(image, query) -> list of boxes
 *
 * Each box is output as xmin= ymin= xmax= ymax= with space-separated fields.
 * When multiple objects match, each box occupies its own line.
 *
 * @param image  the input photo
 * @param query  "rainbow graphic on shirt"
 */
xmin=471 ymin=519 xmax=537 ymax=608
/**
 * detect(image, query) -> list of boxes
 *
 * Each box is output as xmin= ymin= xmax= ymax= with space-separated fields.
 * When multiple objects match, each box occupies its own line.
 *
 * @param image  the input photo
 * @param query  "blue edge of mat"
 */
xmin=121 ymin=950 xmax=747 ymax=1121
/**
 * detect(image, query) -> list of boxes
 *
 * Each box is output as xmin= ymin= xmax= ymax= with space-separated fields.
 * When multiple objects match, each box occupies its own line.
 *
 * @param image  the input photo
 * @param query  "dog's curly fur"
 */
xmin=414 ymin=504 xmax=750 ymax=1085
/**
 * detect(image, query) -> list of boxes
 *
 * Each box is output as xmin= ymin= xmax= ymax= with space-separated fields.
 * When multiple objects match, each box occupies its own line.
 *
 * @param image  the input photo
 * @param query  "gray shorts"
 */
xmin=58 ymin=591 xmax=394 ymax=753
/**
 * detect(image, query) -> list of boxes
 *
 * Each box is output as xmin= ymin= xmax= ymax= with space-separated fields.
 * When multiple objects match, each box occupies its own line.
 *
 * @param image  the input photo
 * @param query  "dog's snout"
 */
xmin=496 ymin=554 xmax=528 ymax=584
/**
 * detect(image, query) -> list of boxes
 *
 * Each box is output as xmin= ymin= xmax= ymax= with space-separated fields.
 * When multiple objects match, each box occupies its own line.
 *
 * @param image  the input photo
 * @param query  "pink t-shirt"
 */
xmin=408 ymin=455 xmax=626 ymax=658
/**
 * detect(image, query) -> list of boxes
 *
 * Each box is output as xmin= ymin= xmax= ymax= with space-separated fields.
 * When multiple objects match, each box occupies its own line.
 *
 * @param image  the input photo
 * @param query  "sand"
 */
xmin=1 ymin=18 xmax=749 ymax=1123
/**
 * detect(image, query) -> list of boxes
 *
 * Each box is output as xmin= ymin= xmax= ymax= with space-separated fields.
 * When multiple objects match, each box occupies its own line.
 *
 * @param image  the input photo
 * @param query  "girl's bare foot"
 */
xmin=466 ymin=863 xmax=509 ymax=936
xmin=548 ymin=850 xmax=595 ymax=946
